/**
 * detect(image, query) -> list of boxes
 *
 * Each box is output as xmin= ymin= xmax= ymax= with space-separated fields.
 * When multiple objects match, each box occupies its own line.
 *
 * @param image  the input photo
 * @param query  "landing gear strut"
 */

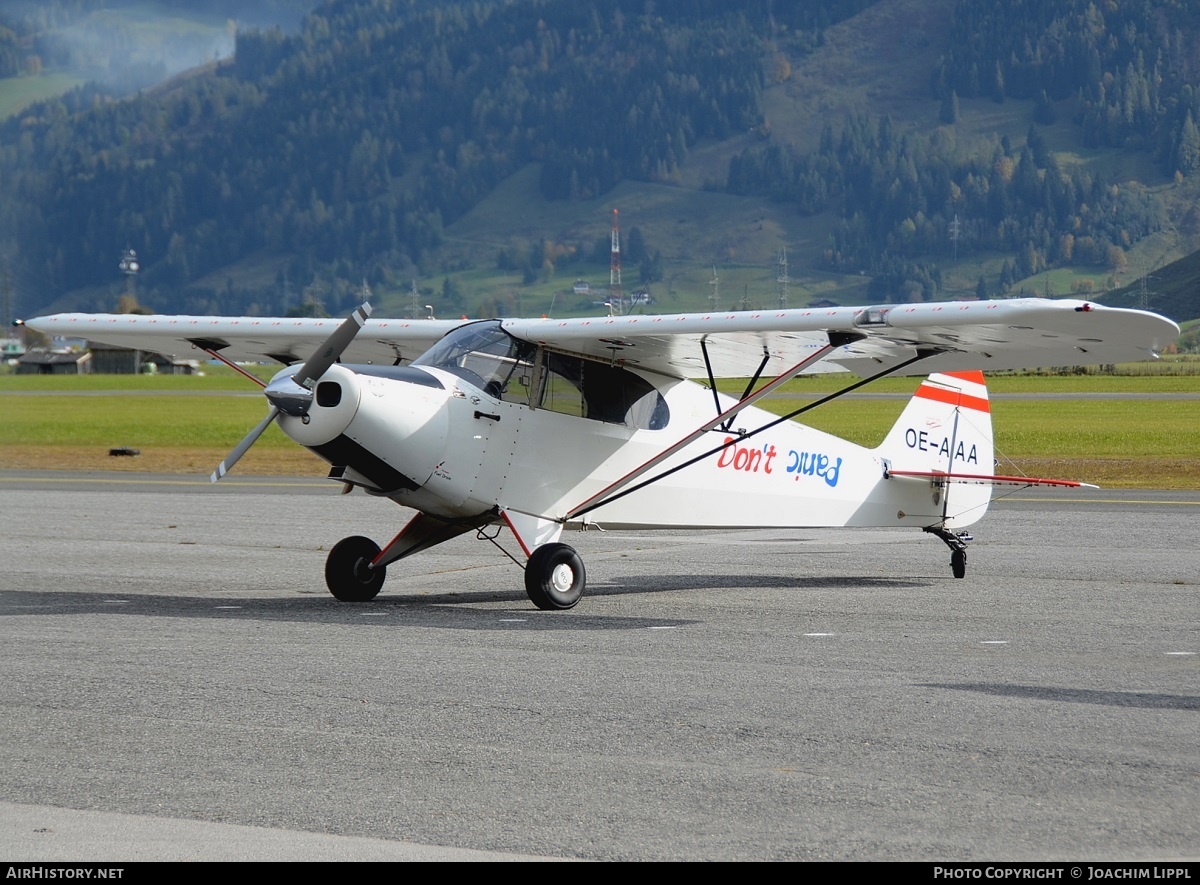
xmin=925 ymin=526 xmax=971 ymax=579
xmin=326 ymin=535 xmax=386 ymax=601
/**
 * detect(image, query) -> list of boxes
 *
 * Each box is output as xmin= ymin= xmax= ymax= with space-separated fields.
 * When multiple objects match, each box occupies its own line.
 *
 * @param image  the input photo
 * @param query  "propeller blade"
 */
xmin=292 ymin=301 xmax=372 ymax=390
xmin=210 ymin=406 xmax=279 ymax=483
xmin=211 ymin=301 xmax=372 ymax=483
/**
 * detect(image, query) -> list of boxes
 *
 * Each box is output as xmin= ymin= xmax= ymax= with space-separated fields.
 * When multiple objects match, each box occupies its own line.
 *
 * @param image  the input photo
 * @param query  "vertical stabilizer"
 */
xmin=876 ymin=371 xmax=994 ymax=526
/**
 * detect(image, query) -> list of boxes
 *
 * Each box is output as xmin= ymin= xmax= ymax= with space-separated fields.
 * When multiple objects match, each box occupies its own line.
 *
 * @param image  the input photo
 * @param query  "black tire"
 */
xmin=951 ymin=548 xmax=967 ymax=579
xmin=326 ymin=535 xmax=385 ymax=601
xmin=524 ymin=542 xmax=585 ymax=610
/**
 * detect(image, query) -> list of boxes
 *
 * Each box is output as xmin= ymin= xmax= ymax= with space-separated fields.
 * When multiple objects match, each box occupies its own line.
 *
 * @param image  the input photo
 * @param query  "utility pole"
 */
xmin=1 ymin=258 xmax=11 ymax=332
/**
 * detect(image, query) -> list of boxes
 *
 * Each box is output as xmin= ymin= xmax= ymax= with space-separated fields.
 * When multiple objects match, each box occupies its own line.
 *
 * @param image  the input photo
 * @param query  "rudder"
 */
xmin=876 ymin=371 xmax=994 ymax=526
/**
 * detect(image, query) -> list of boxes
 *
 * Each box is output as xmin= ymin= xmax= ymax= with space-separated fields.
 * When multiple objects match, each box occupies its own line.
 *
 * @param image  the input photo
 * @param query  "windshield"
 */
xmin=412 ymin=321 xmax=536 ymax=401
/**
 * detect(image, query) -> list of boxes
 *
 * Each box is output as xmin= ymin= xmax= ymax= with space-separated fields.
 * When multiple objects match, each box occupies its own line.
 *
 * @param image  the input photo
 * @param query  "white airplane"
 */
xmin=27 ymin=297 xmax=1178 ymax=609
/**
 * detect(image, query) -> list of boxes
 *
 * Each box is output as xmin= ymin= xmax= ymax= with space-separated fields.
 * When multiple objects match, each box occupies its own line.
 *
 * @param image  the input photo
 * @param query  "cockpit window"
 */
xmin=541 ymin=351 xmax=669 ymax=430
xmin=413 ymin=321 xmax=536 ymax=404
xmin=414 ymin=320 xmax=668 ymax=429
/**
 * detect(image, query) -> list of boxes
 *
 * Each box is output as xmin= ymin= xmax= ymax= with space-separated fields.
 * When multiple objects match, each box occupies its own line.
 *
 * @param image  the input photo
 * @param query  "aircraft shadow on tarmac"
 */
xmin=0 ymin=588 xmax=692 ymax=631
xmin=923 ymin=682 xmax=1200 ymax=711
xmin=0 ymin=573 xmax=926 ymax=631
xmin=602 ymin=573 xmax=930 ymax=592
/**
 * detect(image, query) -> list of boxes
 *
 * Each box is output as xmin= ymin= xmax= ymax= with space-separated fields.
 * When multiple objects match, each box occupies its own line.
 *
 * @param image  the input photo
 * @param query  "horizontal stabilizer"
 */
xmin=886 ymin=469 xmax=1098 ymax=489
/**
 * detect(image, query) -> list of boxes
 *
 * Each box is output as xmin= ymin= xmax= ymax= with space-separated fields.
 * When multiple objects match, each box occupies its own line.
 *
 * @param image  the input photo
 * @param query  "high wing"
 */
xmin=499 ymin=298 xmax=1179 ymax=378
xmin=27 ymin=297 xmax=1177 ymax=376
xmin=25 ymin=313 xmax=471 ymax=366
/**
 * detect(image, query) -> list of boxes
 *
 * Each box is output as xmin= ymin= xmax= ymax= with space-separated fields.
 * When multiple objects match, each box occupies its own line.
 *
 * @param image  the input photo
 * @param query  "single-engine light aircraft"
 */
xmin=27 ymin=297 xmax=1178 ymax=609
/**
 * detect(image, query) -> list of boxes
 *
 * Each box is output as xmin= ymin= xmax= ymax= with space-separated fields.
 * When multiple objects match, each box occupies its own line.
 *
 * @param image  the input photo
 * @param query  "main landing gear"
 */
xmin=523 ymin=542 xmax=586 ymax=610
xmin=323 ymin=532 xmax=587 ymax=610
xmin=325 ymin=535 xmax=386 ymax=601
xmin=925 ymin=526 xmax=971 ymax=579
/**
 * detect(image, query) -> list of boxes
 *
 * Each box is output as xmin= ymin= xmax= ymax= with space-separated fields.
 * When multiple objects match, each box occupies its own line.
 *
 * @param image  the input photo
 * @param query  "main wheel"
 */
xmin=951 ymin=548 xmax=967 ymax=579
xmin=524 ymin=543 xmax=585 ymax=610
xmin=326 ymin=535 xmax=385 ymax=601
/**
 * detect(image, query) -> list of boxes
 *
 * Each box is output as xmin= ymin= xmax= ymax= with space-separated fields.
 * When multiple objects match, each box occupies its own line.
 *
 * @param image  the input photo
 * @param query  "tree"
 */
xmin=1034 ymin=89 xmax=1056 ymax=125
xmin=115 ymin=293 xmax=149 ymax=314
xmin=625 ymin=226 xmax=647 ymax=264
xmin=1175 ymin=112 xmax=1200 ymax=175
xmin=990 ymin=61 xmax=1005 ymax=104
xmin=939 ymin=90 xmax=959 ymax=125
xmin=440 ymin=276 xmax=464 ymax=313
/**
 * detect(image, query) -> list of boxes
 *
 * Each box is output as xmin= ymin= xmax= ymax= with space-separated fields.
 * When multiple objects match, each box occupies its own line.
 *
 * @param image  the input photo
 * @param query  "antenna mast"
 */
xmin=609 ymin=208 xmax=623 ymax=315
xmin=776 ymin=247 xmax=789 ymax=309
xmin=118 ymin=247 xmax=139 ymax=309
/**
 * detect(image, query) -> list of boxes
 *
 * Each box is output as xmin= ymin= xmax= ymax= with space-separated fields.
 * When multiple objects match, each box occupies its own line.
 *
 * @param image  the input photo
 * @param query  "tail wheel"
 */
xmin=326 ymin=535 xmax=385 ymax=601
xmin=951 ymin=548 xmax=967 ymax=579
xmin=524 ymin=543 xmax=585 ymax=610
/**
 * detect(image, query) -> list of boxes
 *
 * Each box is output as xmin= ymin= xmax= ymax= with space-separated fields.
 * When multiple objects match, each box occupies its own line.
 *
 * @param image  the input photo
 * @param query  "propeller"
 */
xmin=210 ymin=301 xmax=372 ymax=482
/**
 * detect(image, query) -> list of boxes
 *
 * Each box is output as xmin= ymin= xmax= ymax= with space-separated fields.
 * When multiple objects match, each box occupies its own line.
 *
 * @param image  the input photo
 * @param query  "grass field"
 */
xmin=1 ymin=369 xmax=1196 ymax=488
xmin=0 ymin=72 xmax=87 ymax=119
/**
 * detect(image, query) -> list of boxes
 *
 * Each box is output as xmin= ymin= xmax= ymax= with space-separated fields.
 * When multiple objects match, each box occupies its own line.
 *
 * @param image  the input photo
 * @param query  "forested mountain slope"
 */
xmin=2 ymin=0 xmax=1198 ymax=326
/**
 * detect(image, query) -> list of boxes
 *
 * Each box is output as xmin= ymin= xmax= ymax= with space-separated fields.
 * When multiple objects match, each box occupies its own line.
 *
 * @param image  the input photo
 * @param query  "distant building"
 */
xmin=87 ymin=341 xmax=145 ymax=374
xmin=86 ymin=341 xmax=196 ymax=374
xmin=0 ymin=338 xmax=24 ymax=363
xmin=16 ymin=350 xmax=91 ymax=375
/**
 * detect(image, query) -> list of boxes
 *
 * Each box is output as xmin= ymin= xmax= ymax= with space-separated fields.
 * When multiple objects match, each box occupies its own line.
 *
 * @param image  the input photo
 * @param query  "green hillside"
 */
xmin=1101 ymin=249 xmax=1200 ymax=340
xmin=2 ymin=0 xmax=1199 ymax=335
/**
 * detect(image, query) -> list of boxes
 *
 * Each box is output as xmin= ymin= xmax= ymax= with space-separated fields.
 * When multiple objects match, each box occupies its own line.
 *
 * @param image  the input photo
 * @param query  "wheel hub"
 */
xmin=353 ymin=557 xmax=374 ymax=583
xmin=550 ymin=563 xmax=574 ymax=593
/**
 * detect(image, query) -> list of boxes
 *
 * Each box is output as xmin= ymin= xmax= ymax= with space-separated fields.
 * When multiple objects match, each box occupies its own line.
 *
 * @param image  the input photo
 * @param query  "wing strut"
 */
xmin=700 ymin=339 xmax=771 ymax=432
xmin=197 ymin=345 xmax=268 ymax=388
xmin=567 ymin=339 xmax=938 ymax=522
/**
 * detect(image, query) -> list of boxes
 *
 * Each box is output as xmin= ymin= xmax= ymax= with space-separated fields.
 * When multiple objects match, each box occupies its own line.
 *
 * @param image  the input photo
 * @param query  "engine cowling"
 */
xmin=275 ymin=364 xmax=450 ymax=493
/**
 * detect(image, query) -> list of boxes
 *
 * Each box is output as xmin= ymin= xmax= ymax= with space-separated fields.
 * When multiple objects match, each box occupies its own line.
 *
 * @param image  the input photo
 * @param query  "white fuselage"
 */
xmin=275 ymin=362 xmax=991 ymax=533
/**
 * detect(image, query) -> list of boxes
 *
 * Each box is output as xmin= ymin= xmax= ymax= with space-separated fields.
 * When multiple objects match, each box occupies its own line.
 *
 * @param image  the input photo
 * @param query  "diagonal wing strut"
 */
xmin=566 ymin=334 xmax=941 ymax=522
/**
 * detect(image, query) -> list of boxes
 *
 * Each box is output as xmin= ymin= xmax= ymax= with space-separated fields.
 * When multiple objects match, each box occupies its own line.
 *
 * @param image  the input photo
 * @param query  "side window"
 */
xmin=539 ymin=352 xmax=668 ymax=430
xmin=541 ymin=354 xmax=586 ymax=417
xmin=495 ymin=358 xmax=536 ymax=405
